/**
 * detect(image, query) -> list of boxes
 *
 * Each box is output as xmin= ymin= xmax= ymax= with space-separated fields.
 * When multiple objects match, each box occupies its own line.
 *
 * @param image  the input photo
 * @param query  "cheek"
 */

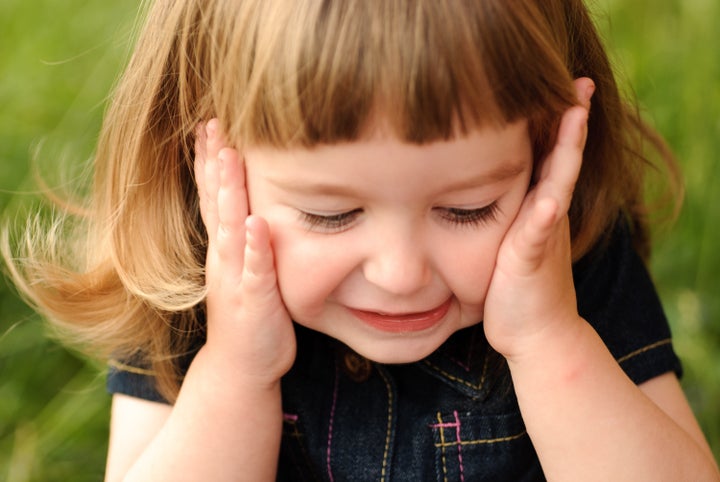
xmin=438 ymin=212 xmax=517 ymax=306
xmin=269 ymin=227 xmax=353 ymax=316
xmin=441 ymin=236 xmax=500 ymax=305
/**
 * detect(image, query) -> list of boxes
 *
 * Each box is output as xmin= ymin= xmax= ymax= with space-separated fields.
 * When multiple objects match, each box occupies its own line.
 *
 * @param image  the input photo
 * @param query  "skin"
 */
xmin=242 ymin=117 xmax=532 ymax=364
xmin=105 ymin=79 xmax=719 ymax=481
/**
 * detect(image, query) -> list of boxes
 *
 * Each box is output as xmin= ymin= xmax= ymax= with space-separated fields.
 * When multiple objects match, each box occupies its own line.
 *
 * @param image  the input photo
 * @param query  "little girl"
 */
xmin=4 ymin=0 xmax=718 ymax=480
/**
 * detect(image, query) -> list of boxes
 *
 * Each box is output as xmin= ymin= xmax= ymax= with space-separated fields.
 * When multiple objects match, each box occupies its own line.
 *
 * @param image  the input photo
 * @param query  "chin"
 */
xmin=343 ymin=331 xmax=453 ymax=364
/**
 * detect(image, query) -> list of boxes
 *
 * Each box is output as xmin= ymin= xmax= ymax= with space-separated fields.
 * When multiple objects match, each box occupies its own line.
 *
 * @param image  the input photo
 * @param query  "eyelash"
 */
xmin=435 ymin=203 xmax=500 ymax=227
xmin=299 ymin=203 xmax=500 ymax=232
xmin=300 ymin=209 xmax=362 ymax=232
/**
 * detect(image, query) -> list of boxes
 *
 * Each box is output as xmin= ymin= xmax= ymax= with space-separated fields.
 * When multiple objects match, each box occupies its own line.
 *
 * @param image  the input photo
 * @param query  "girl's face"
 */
xmin=244 ymin=119 xmax=532 ymax=363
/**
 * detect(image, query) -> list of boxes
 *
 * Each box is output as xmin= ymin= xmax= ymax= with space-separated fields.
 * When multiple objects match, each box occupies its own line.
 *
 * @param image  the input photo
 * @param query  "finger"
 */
xmin=216 ymin=147 xmax=248 ymax=279
xmin=537 ymin=78 xmax=595 ymax=185
xmin=206 ymin=118 xmax=224 ymax=160
xmin=510 ymin=198 xmax=559 ymax=274
xmin=535 ymin=104 xmax=588 ymax=218
xmin=195 ymin=121 xmax=208 ymax=165
xmin=195 ymin=122 xmax=210 ymax=228
xmin=203 ymin=119 xmax=222 ymax=245
xmin=573 ymin=76 xmax=595 ymax=110
xmin=241 ymin=215 xmax=285 ymax=317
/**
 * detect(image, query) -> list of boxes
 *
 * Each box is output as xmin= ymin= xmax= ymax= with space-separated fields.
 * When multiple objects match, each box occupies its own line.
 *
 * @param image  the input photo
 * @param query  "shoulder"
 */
xmin=573 ymin=218 xmax=682 ymax=384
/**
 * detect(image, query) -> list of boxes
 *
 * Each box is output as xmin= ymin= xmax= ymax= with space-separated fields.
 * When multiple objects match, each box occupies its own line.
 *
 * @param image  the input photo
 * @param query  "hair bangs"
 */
xmin=212 ymin=0 xmax=577 ymax=149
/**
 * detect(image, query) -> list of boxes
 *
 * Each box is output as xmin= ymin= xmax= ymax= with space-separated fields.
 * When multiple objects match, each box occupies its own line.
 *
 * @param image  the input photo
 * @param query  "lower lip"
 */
xmin=349 ymin=298 xmax=452 ymax=333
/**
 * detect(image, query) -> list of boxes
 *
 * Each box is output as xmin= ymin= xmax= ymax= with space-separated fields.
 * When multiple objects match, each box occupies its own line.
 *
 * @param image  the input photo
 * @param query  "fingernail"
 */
xmin=585 ymin=82 xmax=596 ymax=102
xmin=207 ymin=118 xmax=218 ymax=138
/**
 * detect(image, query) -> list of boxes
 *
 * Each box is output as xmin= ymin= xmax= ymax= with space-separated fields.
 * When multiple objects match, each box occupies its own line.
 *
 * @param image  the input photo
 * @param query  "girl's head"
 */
xmin=109 ymin=1 xmax=637 ymax=288
xmin=11 ymin=0 xmax=674 ymax=399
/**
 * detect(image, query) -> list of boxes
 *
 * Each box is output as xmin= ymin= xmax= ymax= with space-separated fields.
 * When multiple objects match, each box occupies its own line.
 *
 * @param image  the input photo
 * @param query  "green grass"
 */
xmin=1 ymin=0 xmax=718 ymax=479
xmin=592 ymin=0 xmax=720 ymax=454
xmin=0 ymin=1 xmax=139 ymax=479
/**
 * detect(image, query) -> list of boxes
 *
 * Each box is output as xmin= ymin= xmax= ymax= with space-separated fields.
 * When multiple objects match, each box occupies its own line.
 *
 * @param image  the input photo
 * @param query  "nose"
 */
xmin=362 ymin=233 xmax=432 ymax=296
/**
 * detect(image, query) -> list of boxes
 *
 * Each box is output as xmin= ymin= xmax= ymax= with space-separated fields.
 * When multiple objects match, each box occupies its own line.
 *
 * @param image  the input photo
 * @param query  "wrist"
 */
xmin=504 ymin=314 xmax=591 ymax=372
xmin=190 ymin=344 xmax=285 ymax=395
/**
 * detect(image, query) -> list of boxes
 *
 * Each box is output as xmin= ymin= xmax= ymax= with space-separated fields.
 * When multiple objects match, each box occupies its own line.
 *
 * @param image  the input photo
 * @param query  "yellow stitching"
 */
xmin=479 ymin=350 xmax=490 ymax=388
xmin=108 ymin=358 xmax=156 ymax=376
xmin=282 ymin=418 xmax=302 ymax=439
xmin=422 ymin=360 xmax=483 ymax=390
xmin=616 ymin=339 xmax=672 ymax=364
xmin=377 ymin=368 xmax=394 ymax=481
xmin=436 ymin=412 xmax=449 ymax=482
xmin=434 ymin=430 xmax=527 ymax=447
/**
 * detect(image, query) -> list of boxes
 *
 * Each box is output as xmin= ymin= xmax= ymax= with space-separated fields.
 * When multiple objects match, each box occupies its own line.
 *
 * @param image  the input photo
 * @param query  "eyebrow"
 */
xmin=268 ymin=159 xmax=528 ymax=196
xmin=268 ymin=178 xmax=364 ymax=197
xmin=441 ymin=160 xmax=528 ymax=192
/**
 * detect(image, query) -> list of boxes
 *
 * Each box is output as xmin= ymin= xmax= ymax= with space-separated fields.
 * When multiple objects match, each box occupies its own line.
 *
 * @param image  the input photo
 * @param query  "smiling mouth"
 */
xmin=348 ymin=298 xmax=453 ymax=333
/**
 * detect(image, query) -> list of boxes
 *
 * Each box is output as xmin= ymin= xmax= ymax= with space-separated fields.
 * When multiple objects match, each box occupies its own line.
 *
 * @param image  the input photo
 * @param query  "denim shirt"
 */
xmin=109 ymin=221 xmax=681 ymax=481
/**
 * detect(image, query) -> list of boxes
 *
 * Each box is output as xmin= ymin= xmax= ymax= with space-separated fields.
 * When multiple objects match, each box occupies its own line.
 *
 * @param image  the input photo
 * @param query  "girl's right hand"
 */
xmin=194 ymin=119 xmax=296 ymax=387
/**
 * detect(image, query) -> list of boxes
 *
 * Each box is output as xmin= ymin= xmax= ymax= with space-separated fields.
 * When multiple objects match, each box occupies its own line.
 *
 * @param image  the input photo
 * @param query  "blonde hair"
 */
xmin=3 ymin=0 xmax=680 ymax=402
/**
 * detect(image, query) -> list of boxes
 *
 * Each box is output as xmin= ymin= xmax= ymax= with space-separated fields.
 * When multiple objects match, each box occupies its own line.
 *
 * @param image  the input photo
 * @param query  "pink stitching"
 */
xmin=448 ymin=356 xmax=471 ymax=372
xmin=283 ymin=413 xmax=298 ymax=422
xmin=429 ymin=412 xmax=465 ymax=481
xmin=448 ymin=327 xmax=480 ymax=372
xmin=454 ymin=411 xmax=465 ymax=482
xmin=430 ymin=422 xmax=458 ymax=429
xmin=326 ymin=364 xmax=340 ymax=482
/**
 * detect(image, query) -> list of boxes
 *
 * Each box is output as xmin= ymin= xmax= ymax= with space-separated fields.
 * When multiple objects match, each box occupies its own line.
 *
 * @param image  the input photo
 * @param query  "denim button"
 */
xmin=342 ymin=351 xmax=372 ymax=382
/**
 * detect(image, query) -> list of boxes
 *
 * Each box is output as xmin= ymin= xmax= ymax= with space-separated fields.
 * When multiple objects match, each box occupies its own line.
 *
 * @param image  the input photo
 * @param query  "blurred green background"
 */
xmin=0 ymin=0 xmax=718 ymax=479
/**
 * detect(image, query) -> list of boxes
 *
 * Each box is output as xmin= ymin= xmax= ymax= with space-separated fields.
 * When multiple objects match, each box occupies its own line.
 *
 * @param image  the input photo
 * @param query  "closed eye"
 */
xmin=299 ymin=208 xmax=362 ymax=232
xmin=435 ymin=202 xmax=500 ymax=228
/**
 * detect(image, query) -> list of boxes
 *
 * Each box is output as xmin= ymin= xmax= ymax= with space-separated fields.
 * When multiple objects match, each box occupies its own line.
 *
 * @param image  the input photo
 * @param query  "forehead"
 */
xmin=243 ymin=119 xmax=532 ymax=195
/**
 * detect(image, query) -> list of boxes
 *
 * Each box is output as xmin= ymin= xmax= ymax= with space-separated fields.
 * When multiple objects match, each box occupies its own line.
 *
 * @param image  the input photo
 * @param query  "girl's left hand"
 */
xmin=483 ymin=78 xmax=595 ymax=362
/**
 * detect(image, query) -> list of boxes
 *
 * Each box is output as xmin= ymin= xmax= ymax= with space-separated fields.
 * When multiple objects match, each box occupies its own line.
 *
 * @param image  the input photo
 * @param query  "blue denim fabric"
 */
xmin=278 ymin=324 xmax=544 ymax=481
xmin=108 ymin=220 xmax=681 ymax=480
